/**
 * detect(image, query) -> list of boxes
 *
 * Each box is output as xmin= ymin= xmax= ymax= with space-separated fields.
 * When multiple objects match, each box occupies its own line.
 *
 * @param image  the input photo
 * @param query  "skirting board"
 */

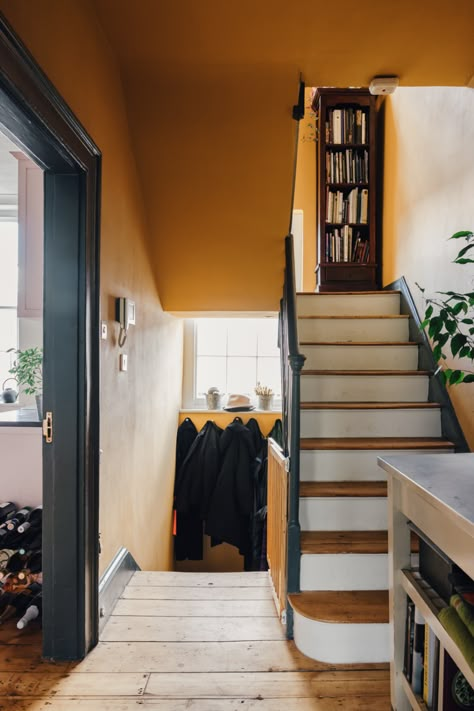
xmin=98 ymin=547 xmax=140 ymax=634
xmin=385 ymin=277 xmax=468 ymax=452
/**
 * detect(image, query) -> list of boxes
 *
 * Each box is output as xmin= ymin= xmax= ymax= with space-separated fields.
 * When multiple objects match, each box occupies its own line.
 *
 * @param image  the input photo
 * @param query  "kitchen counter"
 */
xmin=0 ymin=407 xmax=41 ymax=427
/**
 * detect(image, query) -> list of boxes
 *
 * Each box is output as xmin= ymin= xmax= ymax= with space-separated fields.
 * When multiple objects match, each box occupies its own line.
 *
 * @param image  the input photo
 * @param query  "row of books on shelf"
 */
xmin=325 ymin=148 xmax=369 ymax=184
xmin=324 ymin=107 xmax=368 ymax=145
xmin=325 ymin=230 xmax=369 ymax=264
xmin=326 ymin=187 xmax=368 ymax=225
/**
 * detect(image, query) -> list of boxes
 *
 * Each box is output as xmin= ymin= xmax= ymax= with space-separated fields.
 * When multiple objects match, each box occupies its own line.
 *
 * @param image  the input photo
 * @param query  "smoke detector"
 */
xmin=369 ymin=76 xmax=399 ymax=95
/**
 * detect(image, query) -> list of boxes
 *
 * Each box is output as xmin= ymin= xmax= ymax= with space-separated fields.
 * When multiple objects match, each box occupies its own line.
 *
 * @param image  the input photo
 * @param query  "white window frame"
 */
xmin=181 ymin=317 xmax=282 ymax=411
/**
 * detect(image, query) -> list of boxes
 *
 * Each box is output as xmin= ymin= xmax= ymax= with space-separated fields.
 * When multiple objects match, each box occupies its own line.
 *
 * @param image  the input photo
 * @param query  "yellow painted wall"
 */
xmin=123 ymin=70 xmax=296 ymax=313
xmin=383 ymin=87 xmax=474 ymax=449
xmin=176 ymin=410 xmax=282 ymax=572
xmin=294 ymin=88 xmax=317 ymax=292
xmin=1 ymin=0 xmax=184 ymax=574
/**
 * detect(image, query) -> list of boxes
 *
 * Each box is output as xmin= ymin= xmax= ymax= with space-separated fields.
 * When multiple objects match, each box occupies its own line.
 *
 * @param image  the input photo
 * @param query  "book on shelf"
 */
xmin=412 ymin=605 xmax=425 ymax=696
xmin=404 ymin=597 xmax=415 ymax=683
xmin=442 ymin=650 xmax=474 ymax=709
xmin=423 ymin=623 xmax=440 ymax=708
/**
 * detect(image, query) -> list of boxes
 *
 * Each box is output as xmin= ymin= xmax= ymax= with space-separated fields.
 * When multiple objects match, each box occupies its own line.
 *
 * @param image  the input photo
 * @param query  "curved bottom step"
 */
xmin=289 ymin=590 xmax=390 ymax=664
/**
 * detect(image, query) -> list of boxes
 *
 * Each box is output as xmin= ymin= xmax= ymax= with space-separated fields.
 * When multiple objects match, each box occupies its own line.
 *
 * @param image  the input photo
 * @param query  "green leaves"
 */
xmin=8 ymin=347 xmax=43 ymax=396
xmin=417 ymin=230 xmax=474 ymax=386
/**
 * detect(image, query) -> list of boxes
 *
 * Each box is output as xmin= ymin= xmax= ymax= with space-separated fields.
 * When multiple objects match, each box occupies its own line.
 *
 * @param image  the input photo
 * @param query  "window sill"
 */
xmin=180 ymin=408 xmax=282 ymax=414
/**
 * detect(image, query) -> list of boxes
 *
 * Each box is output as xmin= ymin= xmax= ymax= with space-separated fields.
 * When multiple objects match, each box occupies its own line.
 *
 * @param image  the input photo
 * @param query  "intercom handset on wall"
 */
xmin=116 ymin=297 xmax=136 ymax=347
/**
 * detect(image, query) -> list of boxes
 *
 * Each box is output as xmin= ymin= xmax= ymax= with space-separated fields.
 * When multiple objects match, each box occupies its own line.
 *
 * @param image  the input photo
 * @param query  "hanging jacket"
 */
xmin=174 ymin=420 xmax=222 ymax=560
xmin=173 ymin=417 xmax=199 ymax=560
xmin=205 ymin=419 xmax=257 ymax=556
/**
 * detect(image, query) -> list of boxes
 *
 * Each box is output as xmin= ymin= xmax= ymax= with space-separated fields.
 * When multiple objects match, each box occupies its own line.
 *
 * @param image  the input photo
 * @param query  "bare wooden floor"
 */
xmin=0 ymin=571 xmax=390 ymax=709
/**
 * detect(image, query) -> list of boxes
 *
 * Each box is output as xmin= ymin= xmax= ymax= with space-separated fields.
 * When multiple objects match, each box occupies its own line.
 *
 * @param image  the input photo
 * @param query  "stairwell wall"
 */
xmin=1 ymin=0 xmax=184 ymax=574
xmin=382 ymin=87 xmax=474 ymax=449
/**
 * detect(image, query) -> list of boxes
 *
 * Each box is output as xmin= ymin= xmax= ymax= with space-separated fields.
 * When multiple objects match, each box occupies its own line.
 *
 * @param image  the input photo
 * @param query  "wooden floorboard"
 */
xmin=2 ymin=698 xmax=391 ymax=710
xmin=113 ymin=598 xmax=276 ymax=616
xmin=122 ymin=585 xmax=274 ymax=600
xmin=2 ymin=570 xmax=390 ymax=709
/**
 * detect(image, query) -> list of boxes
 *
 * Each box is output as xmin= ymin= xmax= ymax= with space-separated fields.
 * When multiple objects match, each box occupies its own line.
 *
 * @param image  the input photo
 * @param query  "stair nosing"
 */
xmin=298 ymin=314 xmax=409 ymax=320
xmin=288 ymin=590 xmax=389 ymax=624
xmin=301 ymin=370 xmax=431 ymax=376
xmin=296 ymin=291 xmax=401 ymax=296
xmin=300 ymin=530 xmax=388 ymax=555
xmin=299 ymin=436 xmax=455 ymax=450
xmin=300 ymin=341 xmax=419 ymax=346
xmin=300 ymin=481 xmax=387 ymax=498
xmin=300 ymin=402 xmax=440 ymax=410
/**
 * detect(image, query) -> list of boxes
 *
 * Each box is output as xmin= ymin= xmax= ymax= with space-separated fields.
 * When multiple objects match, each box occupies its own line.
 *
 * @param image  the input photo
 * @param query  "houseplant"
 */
xmin=418 ymin=230 xmax=474 ymax=385
xmin=8 ymin=347 xmax=43 ymax=417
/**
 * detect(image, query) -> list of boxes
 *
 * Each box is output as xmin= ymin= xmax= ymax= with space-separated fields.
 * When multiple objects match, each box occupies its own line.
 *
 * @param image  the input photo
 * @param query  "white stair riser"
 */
xmin=292 ymin=611 xmax=389 ymax=664
xmin=300 ymin=553 xmax=388 ymax=591
xmin=298 ymin=317 xmax=409 ymax=343
xmin=300 ymin=408 xmax=441 ymax=438
xmin=296 ymin=293 xmax=400 ymax=317
xmin=300 ymin=448 xmax=454 ymax=482
xmin=300 ymin=497 xmax=387 ymax=531
xmin=300 ymin=344 xmax=418 ymax=370
xmin=301 ymin=374 xmax=429 ymax=402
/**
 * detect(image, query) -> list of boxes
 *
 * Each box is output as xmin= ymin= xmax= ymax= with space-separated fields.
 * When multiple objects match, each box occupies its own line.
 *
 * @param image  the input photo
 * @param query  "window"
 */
xmin=0 ymin=222 xmax=18 ymax=388
xmin=183 ymin=317 xmax=281 ymax=409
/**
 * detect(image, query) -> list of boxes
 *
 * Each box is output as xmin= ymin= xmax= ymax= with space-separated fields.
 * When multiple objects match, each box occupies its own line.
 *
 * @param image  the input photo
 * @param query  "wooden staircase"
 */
xmin=288 ymin=291 xmax=455 ymax=664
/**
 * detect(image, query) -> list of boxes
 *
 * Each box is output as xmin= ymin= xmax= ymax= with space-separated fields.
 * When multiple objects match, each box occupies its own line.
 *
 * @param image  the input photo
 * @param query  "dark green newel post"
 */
xmin=286 ymin=351 xmax=305 ymax=637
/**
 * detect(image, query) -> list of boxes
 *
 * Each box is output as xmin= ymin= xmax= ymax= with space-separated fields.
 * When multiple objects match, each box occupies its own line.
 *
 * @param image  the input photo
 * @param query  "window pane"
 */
xmin=0 ymin=223 xmax=18 ymax=306
xmin=227 ymin=356 xmax=257 ymax=394
xmin=0 ymin=309 xmax=17 ymax=387
xmin=257 ymin=318 xmax=279 ymax=356
xmin=257 ymin=357 xmax=281 ymax=396
xmin=227 ymin=319 xmax=258 ymax=356
xmin=196 ymin=319 xmax=227 ymax=356
xmin=196 ymin=355 xmax=226 ymax=396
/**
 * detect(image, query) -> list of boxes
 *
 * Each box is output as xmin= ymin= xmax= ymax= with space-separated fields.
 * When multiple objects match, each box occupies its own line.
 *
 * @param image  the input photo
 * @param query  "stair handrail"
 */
xmin=280 ymin=233 xmax=306 ymax=634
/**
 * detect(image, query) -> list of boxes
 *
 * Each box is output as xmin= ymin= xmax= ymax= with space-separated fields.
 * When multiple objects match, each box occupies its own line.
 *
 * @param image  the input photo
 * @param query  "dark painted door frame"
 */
xmin=0 ymin=17 xmax=101 ymax=659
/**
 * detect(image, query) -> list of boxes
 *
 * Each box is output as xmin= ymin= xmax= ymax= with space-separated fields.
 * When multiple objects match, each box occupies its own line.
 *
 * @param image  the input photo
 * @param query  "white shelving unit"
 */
xmin=378 ymin=453 xmax=474 ymax=710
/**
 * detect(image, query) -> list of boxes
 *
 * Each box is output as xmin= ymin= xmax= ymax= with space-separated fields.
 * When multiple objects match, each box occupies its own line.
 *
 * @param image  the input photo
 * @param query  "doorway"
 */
xmin=0 ymin=19 xmax=100 ymax=659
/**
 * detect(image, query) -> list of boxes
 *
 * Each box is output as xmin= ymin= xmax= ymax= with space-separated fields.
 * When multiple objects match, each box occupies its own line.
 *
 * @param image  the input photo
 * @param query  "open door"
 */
xmin=0 ymin=17 xmax=101 ymax=658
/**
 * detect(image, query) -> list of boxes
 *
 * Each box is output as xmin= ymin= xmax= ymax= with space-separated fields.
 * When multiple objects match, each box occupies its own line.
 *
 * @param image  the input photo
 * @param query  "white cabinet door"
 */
xmin=16 ymin=153 xmax=43 ymax=318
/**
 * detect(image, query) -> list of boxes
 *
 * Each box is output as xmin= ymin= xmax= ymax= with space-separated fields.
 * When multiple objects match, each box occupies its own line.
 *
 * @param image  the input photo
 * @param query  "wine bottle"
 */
xmin=0 ymin=502 xmax=17 ymax=525
xmin=6 ymin=550 xmax=31 ymax=573
xmin=6 ymin=507 xmax=32 ymax=531
xmin=17 ymin=506 xmax=42 ymax=534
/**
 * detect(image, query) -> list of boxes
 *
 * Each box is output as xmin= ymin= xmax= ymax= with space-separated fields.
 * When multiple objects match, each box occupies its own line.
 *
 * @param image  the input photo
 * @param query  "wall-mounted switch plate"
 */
xmin=119 ymin=354 xmax=128 ymax=372
xmin=101 ymin=321 xmax=107 ymax=340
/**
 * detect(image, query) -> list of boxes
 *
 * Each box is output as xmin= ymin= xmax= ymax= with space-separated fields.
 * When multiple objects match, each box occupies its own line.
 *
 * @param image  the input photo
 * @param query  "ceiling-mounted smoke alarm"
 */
xmin=369 ymin=76 xmax=399 ymax=95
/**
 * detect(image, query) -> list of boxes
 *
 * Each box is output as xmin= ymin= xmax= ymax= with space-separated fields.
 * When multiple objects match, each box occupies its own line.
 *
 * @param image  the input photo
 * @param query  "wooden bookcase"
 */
xmin=378 ymin=453 xmax=474 ymax=710
xmin=311 ymin=88 xmax=378 ymax=292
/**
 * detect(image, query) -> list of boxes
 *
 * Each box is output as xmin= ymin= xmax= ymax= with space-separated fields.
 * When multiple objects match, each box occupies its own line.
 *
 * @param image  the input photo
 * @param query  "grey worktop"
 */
xmin=0 ymin=407 xmax=41 ymax=427
xmin=378 ymin=452 xmax=474 ymax=527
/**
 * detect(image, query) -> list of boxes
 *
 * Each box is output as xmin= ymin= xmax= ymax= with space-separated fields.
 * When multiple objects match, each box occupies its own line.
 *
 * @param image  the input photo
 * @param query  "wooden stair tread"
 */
xmin=301 ymin=370 xmax=431 ymax=376
xmin=288 ymin=590 xmax=389 ymax=624
xmin=300 ymin=437 xmax=454 ymax=450
xmin=298 ymin=314 xmax=409 ymax=319
xmin=300 ymin=481 xmax=387 ymax=498
xmin=300 ymin=530 xmax=419 ymax=554
xmin=301 ymin=530 xmax=388 ymax=554
xmin=297 ymin=291 xmax=401 ymax=296
xmin=300 ymin=341 xmax=418 ymax=346
xmin=300 ymin=402 xmax=439 ymax=410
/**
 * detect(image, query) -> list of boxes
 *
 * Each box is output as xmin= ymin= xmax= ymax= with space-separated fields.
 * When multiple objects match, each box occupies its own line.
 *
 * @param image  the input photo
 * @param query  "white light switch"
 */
xmin=119 ymin=354 xmax=128 ymax=372
xmin=101 ymin=321 xmax=107 ymax=340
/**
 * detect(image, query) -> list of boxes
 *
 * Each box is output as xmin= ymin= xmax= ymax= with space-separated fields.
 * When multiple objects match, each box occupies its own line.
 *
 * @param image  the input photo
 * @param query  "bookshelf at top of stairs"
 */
xmin=287 ymin=290 xmax=454 ymax=665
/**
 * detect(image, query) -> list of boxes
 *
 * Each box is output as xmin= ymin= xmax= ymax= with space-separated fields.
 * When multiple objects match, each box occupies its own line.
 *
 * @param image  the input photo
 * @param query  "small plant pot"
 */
xmin=258 ymin=394 xmax=273 ymax=411
xmin=206 ymin=392 xmax=223 ymax=410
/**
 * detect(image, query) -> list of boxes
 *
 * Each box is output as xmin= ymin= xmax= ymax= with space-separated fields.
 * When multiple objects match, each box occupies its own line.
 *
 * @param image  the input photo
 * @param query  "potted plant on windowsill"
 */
xmin=8 ymin=347 xmax=43 ymax=419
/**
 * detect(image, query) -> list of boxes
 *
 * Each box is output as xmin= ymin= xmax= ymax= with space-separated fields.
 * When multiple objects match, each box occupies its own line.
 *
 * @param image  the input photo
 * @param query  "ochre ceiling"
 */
xmin=90 ymin=0 xmax=474 ymax=311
